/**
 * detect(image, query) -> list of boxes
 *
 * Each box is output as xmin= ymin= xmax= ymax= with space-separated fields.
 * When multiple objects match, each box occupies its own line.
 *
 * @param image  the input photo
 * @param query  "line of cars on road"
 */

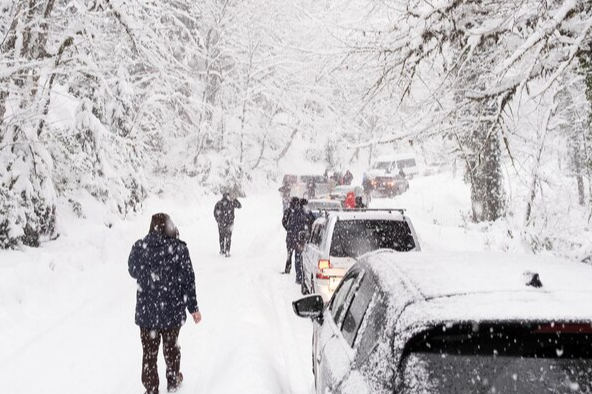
xmin=281 ymin=153 xmax=419 ymax=207
xmin=291 ymin=207 xmax=592 ymax=393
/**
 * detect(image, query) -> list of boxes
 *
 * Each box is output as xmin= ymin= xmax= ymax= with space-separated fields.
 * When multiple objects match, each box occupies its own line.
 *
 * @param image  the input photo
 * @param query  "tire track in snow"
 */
xmin=181 ymin=194 xmax=312 ymax=394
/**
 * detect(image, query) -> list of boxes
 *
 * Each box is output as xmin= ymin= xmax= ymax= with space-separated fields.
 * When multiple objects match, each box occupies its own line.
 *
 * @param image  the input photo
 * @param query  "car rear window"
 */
xmin=397 ymin=159 xmax=416 ymax=169
xmin=330 ymin=220 xmax=416 ymax=257
xmin=401 ymin=323 xmax=592 ymax=394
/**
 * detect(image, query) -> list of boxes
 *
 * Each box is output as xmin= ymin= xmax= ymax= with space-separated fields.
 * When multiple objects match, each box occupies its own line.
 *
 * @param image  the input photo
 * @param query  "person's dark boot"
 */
xmin=167 ymin=372 xmax=183 ymax=393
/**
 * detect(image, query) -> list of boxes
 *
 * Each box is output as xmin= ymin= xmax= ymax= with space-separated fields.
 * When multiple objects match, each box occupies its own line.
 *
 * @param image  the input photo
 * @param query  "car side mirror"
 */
xmin=292 ymin=295 xmax=324 ymax=320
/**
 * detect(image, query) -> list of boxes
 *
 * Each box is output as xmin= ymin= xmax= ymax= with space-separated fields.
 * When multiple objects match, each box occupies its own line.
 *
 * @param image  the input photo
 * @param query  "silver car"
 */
xmin=301 ymin=209 xmax=420 ymax=300
xmin=293 ymin=250 xmax=592 ymax=394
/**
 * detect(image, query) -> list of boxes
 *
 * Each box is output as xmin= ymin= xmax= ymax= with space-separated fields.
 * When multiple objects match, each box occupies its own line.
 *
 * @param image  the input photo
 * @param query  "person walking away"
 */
xmin=306 ymin=177 xmax=317 ymax=199
xmin=300 ymin=198 xmax=317 ymax=228
xmin=343 ymin=170 xmax=353 ymax=185
xmin=128 ymin=213 xmax=202 ymax=394
xmin=214 ymin=193 xmax=242 ymax=257
xmin=282 ymin=197 xmax=309 ymax=284
xmin=344 ymin=192 xmax=356 ymax=209
xmin=355 ymin=196 xmax=366 ymax=209
xmin=362 ymin=174 xmax=373 ymax=203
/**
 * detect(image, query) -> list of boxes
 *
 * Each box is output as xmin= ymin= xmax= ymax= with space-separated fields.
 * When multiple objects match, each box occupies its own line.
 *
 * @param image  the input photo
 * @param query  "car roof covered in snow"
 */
xmin=363 ymin=250 xmax=592 ymax=322
xmin=359 ymin=249 xmax=592 ymax=354
xmin=327 ymin=210 xmax=406 ymax=221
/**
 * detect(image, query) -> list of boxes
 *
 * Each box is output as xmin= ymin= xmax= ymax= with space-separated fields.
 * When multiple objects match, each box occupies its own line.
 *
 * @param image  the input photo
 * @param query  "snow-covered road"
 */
xmin=0 ymin=173 xmax=488 ymax=394
xmin=0 ymin=192 xmax=313 ymax=394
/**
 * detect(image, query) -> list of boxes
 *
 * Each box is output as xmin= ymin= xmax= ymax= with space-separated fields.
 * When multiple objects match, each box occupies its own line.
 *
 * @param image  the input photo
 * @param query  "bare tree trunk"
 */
xmin=525 ymin=102 xmax=556 ymax=225
xmin=276 ymin=124 xmax=300 ymax=162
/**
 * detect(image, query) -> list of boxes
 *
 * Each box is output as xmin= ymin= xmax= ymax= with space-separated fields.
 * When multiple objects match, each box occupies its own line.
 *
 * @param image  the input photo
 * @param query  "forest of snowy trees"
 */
xmin=1 ymin=0 xmax=591 ymax=259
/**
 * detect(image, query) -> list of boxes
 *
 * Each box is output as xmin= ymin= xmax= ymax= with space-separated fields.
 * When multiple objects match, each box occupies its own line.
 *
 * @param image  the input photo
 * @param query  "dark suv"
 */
xmin=292 ymin=250 xmax=592 ymax=394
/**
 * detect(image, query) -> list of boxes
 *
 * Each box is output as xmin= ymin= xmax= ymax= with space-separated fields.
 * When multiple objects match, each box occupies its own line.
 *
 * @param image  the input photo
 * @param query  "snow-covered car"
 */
xmin=301 ymin=209 xmax=419 ymax=300
xmin=306 ymin=199 xmax=343 ymax=218
xmin=281 ymin=174 xmax=331 ymax=199
xmin=369 ymin=175 xmax=409 ymax=197
xmin=318 ymin=185 xmax=367 ymax=206
xmin=292 ymin=250 xmax=592 ymax=394
xmin=366 ymin=153 xmax=419 ymax=179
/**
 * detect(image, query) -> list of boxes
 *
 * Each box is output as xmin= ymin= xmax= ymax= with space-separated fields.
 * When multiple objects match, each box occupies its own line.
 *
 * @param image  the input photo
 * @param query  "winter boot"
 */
xmin=167 ymin=372 xmax=183 ymax=393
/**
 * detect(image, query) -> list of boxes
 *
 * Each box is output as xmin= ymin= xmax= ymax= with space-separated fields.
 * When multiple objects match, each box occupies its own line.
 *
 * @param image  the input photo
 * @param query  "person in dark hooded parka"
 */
xmin=282 ymin=197 xmax=310 ymax=284
xmin=214 ymin=192 xmax=242 ymax=257
xmin=128 ymin=213 xmax=202 ymax=394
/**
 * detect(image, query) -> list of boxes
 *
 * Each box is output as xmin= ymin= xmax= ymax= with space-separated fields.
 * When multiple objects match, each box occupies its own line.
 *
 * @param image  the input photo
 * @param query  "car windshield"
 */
xmin=397 ymin=158 xmax=416 ymax=169
xmin=372 ymin=161 xmax=392 ymax=170
xmin=402 ymin=323 xmax=592 ymax=394
xmin=332 ymin=186 xmax=355 ymax=194
xmin=330 ymin=220 xmax=415 ymax=257
xmin=300 ymin=175 xmax=327 ymax=184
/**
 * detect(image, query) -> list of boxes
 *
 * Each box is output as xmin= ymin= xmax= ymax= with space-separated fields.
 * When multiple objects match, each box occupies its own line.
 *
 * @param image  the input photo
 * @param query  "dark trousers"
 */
xmin=285 ymin=247 xmax=303 ymax=283
xmin=218 ymin=224 xmax=233 ymax=253
xmin=140 ymin=327 xmax=181 ymax=394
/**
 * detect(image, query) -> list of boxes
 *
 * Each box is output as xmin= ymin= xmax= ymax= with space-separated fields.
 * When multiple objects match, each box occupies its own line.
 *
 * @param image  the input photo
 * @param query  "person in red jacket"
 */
xmin=344 ymin=192 xmax=356 ymax=209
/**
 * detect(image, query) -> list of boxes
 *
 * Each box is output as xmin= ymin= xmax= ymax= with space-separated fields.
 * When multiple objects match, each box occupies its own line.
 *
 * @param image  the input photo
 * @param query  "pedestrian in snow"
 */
xmin=128 ymin=213 xmax=202 ymax=394
xmin=282 ymin=197 xmax=310 ymax=284
xmin=355 ymin=196 xmax=366 ymax=209
xmin=344 ymin=192 xmax=356 ymax=209
xmin=306 ymin=177 xmax=317 ymax=199
xmin=362 ymin=174 xmax=373 ymax=200
xmin=214 ymin=192 xmax=242 ymax=257
xmin=343 ymin=170 xmax=353 ymax=185
xmin=300 ymin=198 xmax=317 ymax=228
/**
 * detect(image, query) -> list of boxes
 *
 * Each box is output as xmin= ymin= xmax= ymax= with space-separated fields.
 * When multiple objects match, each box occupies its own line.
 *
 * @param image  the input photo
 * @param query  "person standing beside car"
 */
xmin=128 ymin=213 xmax=202 ymax=394
xmin=344 ymin=191 xmax=356 ymax=209
xmin=214 ymin=192 xmax=242 ymax=257
xmin=282 ymin=197 xmax=309 ymax=284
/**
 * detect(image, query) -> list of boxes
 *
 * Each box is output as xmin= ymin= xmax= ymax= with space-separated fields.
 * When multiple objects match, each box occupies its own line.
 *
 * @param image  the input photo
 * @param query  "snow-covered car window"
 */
xmin=396 ymin=159 xmax=416 ymax=170
xmin=355 ymin=294 xmax=386 ymax=362
xmin=401 ymin=323 xmax=592 ymax=394
xmin=330 ymin=273 xmax=359 ymax=327
xmin=373 ymin=162 xmax=392 ymax=170
xmin=341 ymin=274 xmax=376 ymax=347
xmin=330 ymin=220 xmax=416 ymax=257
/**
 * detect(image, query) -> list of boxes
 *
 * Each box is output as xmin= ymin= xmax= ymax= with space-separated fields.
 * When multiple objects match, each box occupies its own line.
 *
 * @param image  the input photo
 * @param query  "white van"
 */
xmin=366 ymin=153 xmax=419 ymax=178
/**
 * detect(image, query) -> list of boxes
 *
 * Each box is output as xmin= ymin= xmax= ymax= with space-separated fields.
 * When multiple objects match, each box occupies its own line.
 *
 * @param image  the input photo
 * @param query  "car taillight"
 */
xmin=316 ymin=259 xmax=332 ymax=279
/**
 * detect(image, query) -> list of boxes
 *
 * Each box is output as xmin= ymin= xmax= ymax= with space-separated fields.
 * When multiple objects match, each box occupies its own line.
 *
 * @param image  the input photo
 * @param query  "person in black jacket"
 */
xmin=128 ymin=213 xmax=202 ymax=394
xmin=282 ymin=197 xmax=310 ymax=284
xmin=214 ymin=193 xmax=242 ymax=257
